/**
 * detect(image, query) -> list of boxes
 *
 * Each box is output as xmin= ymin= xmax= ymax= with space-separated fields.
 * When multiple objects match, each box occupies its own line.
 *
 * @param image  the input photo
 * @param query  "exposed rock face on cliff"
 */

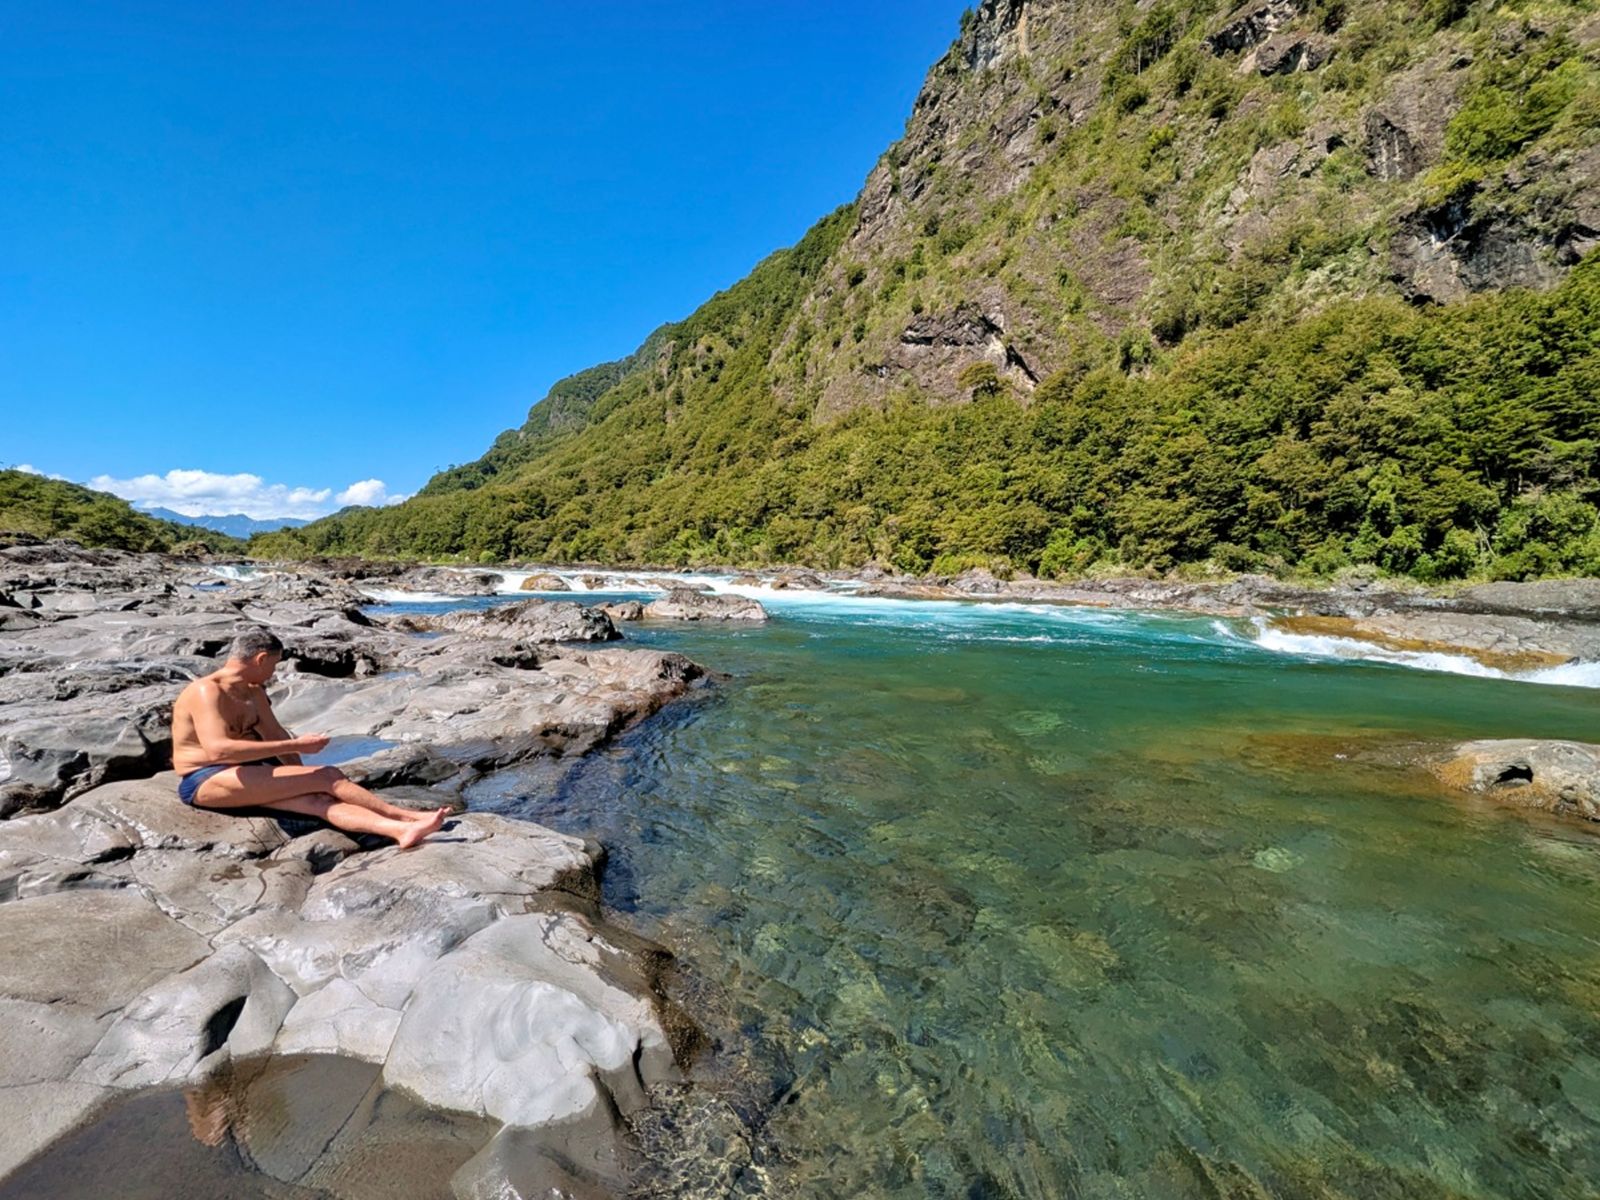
xmin=779 ymin=0 xmax=1600 ymax=415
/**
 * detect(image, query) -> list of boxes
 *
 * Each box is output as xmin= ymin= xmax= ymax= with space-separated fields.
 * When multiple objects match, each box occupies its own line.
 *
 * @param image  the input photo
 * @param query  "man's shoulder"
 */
xmin=176 ymin=673 xmax=223 ymax=702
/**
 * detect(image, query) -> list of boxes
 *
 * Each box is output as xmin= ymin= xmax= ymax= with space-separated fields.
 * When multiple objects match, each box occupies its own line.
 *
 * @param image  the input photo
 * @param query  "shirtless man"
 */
xmin=171 ymin=627 xmax=447 ymax=848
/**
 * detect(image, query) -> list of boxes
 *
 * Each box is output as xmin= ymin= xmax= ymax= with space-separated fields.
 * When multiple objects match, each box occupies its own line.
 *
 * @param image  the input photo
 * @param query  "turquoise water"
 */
xmin=385 ymin=587 xmax=1600 ymax=1199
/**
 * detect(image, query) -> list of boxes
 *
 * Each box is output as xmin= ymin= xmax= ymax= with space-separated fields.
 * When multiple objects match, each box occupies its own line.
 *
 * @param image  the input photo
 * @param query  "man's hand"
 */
xmin=293 ymin=733 xmax=331 ymax=755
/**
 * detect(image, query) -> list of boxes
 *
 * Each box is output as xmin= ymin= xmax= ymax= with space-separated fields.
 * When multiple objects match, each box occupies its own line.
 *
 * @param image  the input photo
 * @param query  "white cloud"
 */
xmin=335 ymin=478 xmax=402 ymax=507
xmin=13 ymin=464 xmax=68 ymax=480
xmin=86 ymin=467 xmax=407 ymax=520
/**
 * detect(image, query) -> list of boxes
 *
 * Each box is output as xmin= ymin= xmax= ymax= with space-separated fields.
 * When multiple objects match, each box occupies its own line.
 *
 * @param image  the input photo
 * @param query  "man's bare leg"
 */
xmin=234 ymin=791 xmax=445 ymax=849
xmin=194 ymin=764 xmax=449 ymax=825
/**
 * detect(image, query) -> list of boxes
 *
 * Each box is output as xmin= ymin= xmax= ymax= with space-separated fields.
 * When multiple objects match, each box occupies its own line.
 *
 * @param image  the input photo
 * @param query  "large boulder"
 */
xmin=517 ymin=573 xmax=571 ymax=592
xmin=400 ymin=598 xmax=619 ymax=643
xmin=1455 ymin=579 xmax=1600 ymax=620
xmin=0 ymin=552 xmax=710 ymax=814
xmin=644 ymin=589 xmax=768 ymax=622
xmin=1433 ymin=740 xmax=1600 ymax=822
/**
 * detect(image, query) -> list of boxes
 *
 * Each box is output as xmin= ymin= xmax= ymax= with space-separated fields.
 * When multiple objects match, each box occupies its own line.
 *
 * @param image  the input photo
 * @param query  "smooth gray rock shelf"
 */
xmin=0 ymin=543 xmax=713 ymax=1198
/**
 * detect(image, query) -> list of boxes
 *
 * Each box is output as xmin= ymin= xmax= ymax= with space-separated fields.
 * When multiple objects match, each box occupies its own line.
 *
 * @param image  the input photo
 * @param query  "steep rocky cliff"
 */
xmin=259 ymin=1 xmax=1600 ymax=580
xmin=778 ymin=0 xmax=1599 ymax=413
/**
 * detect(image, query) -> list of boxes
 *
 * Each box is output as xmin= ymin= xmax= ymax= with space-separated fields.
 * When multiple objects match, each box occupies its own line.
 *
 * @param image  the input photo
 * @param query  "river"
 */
xmin=372 ymin=575 xmax=1600 ymax=1199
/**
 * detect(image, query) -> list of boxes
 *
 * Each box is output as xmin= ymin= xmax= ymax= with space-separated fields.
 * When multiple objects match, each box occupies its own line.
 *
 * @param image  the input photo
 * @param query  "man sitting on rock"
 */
xmin=171 ymin=627 xmax=448 ymax=848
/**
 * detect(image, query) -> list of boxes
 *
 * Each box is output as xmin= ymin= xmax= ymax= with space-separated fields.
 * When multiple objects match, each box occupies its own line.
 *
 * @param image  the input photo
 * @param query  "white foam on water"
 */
xmin=208 ymin=563 xmax=265 ymax=581
xmin=362 ymin=568 xmax=1598 ymax=690
xmin=1522 ymin=659 xmax=1600 ymax=689
xmin=359 ymin=587 xmax=464 ymax=604
xmin=1221 ymin=617 xmax=1600 ymax=690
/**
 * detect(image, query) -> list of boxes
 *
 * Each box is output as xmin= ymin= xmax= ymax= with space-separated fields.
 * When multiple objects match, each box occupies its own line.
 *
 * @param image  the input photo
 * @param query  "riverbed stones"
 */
xmin=645 ymin=588 xmax=768 ymax=622
xmin=1434 ymin=739 xmax=1600 ymax=822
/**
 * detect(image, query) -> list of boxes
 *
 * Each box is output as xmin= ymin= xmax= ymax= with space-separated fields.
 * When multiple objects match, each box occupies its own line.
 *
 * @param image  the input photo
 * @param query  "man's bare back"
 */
xmin=172 ymin=626 xmax=448 ymax=849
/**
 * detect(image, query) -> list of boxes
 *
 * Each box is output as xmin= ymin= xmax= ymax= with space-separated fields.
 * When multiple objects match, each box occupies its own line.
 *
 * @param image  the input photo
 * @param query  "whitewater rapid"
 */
xmin=253 ymin=564 xmax=1600 ymax=691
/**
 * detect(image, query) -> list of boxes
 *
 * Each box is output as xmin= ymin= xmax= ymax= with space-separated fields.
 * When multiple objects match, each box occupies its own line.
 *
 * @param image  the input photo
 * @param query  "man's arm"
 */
xmin=188 ymin=681 xmax=322 ymax=765
xmin=253 ymin=690 xmax=305 ymax=767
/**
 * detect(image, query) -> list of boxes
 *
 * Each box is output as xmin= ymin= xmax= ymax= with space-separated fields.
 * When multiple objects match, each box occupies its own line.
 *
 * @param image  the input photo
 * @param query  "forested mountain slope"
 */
xmin=0 ymin=471 xmax=246 ymax=554
xmin=257 ymin=0 xmax=1600 ymax=581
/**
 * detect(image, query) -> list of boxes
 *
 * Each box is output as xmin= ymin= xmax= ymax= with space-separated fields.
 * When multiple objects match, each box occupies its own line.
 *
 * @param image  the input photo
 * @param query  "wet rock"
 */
xmin=1433 ymin=740 xmax=1600 ymax=822
xmin=771 ymin=570 xmax=827 ymax=591
xmin=645 ymin=589 xmax=768 ymax=622
xmin=1265 ymin=613 xmax=1582 ymax=673
xmin=518 ymin=573 xmax=571 ymax=591
xmin=601 ymin=600 xmax=646 ymax=622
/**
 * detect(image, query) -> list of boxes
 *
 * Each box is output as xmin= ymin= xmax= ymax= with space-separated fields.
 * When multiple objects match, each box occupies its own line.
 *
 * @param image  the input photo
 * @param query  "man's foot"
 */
xmin=395 ymin=807 xmax=447 ymax=849
xmin=401 ymin=804 xmax=452 ymax=823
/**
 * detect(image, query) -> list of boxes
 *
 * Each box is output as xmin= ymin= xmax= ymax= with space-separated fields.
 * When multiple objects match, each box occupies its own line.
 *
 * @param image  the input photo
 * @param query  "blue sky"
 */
xmin=3 ymin=1 xmax=967 ymax=518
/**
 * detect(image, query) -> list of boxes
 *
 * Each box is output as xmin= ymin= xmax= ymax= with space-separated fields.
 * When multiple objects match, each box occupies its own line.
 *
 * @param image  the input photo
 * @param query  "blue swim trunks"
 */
xmin=176 ymin=764 xmax=230 ymax=806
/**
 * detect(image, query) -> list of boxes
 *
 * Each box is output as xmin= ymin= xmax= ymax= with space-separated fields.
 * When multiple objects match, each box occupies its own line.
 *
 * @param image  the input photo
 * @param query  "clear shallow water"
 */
xmin=379 ymin=582 xmax=1600 ymax=1199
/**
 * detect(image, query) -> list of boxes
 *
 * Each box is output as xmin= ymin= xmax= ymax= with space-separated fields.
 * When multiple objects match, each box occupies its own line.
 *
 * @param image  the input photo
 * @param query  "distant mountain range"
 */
xmin=140 ymin=507 xmax=312 ymax=539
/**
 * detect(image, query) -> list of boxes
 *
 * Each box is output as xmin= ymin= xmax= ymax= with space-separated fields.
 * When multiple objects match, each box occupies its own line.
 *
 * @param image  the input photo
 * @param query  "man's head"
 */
xmin=229 ymin=627 xmax=284 ymax=683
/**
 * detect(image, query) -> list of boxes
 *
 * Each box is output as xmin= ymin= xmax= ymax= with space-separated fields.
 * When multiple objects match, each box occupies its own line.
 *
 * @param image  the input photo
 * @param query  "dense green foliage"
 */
xmin=254 ymin=2 xmax=1600 ymax=582
xmin=0 ymin=470 xmax=245 ymax=554
xmin=255 ymin=257 xmax=1600 ymax=580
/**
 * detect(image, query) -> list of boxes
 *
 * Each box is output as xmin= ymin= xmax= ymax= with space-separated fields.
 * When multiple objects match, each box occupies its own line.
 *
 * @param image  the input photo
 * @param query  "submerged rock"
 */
xmin=1433 ymin=740 xmax=1600 ymax=822
xmin=645 ymin=588 xmax=768 ymax=622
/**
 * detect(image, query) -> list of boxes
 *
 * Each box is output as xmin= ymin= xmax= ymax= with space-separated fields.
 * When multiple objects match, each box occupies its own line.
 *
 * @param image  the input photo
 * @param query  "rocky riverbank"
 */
xmin=0 ymin=540 xmax=739 ymax=1197
xmin=850 ymin=568 xmax=1600 ymax=670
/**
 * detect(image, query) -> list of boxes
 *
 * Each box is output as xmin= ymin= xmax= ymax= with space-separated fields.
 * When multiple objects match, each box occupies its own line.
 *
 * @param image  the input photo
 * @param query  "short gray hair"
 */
xmin=230 ymin=627 xmax=284 ymax=660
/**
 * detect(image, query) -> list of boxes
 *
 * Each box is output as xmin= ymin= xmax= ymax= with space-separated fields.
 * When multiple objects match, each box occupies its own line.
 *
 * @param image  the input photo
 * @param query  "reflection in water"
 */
xmin=0 ymin=1056 xmax=497 ymax=1200
xmin=183 ymin=1074 xmax=231 ymax=1148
